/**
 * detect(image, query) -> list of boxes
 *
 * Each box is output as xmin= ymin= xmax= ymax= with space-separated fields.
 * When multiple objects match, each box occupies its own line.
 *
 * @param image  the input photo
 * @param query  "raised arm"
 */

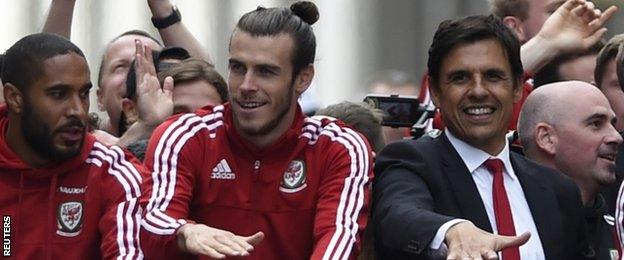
xmin=42 ymin=0 xmax=76 ymax=38
xmin=147 ymin=0 xmax=213 ymax=64
xmin=521 ymin=0 xmax=617 ymax=74
xmin=115 ymin=39 xmax=174 ymax=148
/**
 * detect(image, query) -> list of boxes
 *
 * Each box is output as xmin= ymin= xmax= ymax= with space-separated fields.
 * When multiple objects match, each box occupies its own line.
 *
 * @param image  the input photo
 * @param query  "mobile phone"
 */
xmin=364 ymin=94 xmax=422 ymax=127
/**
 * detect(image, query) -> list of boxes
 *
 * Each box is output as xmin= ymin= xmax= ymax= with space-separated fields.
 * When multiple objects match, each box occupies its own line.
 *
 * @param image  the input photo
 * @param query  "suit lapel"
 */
xmin=511 ymin=153 xmax=561 ymax=260
xmin=438 ymin=134 xmax=493 ymax=232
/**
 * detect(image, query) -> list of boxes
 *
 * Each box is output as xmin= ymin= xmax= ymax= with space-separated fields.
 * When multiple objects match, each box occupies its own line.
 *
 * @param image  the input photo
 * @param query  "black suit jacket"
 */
xmin=372 ymin=133 xmax=586 ymax=260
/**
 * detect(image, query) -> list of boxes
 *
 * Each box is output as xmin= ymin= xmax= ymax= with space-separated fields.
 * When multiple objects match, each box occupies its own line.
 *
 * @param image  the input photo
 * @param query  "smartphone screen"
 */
xmin=365 ymin=95 xmax=421 ymax=127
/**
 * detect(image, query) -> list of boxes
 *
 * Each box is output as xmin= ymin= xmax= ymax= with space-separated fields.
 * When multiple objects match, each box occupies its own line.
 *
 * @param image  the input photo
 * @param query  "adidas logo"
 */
xmin=211 ymin=159 xmax=236 ymax=180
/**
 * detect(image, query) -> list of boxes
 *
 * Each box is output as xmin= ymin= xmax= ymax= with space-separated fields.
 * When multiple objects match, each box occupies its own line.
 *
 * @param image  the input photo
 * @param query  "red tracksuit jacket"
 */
xmin=140 ymin=104 xmax=374 ymax=259
xmin=0 ymin=106 xmax=144 ymax=259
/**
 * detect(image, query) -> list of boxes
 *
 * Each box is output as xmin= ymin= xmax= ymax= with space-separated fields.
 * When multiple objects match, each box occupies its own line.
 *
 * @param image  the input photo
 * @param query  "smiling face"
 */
xmin=431 ymin=38 xmax=521 ymax=154
xmin=97 ymin=35 xmax=161 ymax=134
xmin=227 ymin=31 xmax=311 ymax=147
xmin=552 ymin=85 xmax=622 ymax=191
xmin=21 ymin=53 xmax=92 ymax=161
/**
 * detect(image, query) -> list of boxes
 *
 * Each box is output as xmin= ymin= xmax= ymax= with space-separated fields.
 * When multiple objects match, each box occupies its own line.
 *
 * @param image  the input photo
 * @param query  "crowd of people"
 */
xmin=2 ymin=0 xmax=624 ymax=259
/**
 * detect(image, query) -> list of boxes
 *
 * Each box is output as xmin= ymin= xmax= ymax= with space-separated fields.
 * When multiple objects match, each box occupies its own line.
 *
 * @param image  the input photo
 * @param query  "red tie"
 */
xmin=483 ymin=158 xmax=520 ymax=260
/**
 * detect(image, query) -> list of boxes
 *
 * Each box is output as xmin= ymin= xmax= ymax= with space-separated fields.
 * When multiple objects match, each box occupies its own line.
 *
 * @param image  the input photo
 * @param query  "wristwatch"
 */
xmin=151 ymin=5 xmax=181 ymax=29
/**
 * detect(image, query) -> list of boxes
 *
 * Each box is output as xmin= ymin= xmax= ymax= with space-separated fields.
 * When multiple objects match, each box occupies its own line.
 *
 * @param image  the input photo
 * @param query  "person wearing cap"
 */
xmin=103 ymin=46 xmax=190 ymax=160
xmin=139 ymin=2 xmax=374 ymax=259
xmin=42 ymin=0 xmax=210 ymax=148
xmin=83 ymin=44 xmax=192 ymax=153
xmin=119 ymin=46 xmax=190 ymax=137
xmin=122 ymin=55 xmax=228 ymax=161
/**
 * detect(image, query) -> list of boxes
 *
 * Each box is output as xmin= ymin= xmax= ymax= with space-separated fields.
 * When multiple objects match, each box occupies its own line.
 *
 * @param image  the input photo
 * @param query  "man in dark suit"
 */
xmin=372 ymin=14 xmax=586 ymax=259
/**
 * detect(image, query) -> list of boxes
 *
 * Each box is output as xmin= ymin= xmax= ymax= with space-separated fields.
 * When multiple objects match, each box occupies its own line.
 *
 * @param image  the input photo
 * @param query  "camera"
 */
xmin=364 ymin=94 xmax=435 ymax=138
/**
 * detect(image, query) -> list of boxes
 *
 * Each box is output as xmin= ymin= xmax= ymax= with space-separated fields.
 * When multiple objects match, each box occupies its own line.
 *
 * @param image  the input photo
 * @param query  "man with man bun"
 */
xmin=139 ymin=2 xmax=374 ymax=259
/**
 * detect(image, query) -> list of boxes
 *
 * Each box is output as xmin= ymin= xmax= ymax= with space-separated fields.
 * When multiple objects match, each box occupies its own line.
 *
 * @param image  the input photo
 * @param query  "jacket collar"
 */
xmin=224 ymin=103 xmax=306 ymax=158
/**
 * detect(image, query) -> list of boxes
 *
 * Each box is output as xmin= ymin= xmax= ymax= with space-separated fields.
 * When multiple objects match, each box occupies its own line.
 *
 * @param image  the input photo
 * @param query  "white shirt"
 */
xmin=429 ymin=130 xmax=545 ymax=259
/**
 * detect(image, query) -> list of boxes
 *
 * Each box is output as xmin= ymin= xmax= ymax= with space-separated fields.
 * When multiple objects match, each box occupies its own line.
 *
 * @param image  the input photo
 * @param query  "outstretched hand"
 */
xmin=133 ymin=39 xmax=174 ymax=127
xmin=177 ymin=223 xmax=265 ymax=258
xmin=537 ymin=0 xmax=617 ymax=55
xmin=444 ymin=221 xmax=530 ymax=260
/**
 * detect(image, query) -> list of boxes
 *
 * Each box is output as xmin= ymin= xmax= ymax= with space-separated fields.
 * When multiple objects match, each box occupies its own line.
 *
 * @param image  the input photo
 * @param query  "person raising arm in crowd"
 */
xmin=42 ymin=0 xmax=211 ymax=148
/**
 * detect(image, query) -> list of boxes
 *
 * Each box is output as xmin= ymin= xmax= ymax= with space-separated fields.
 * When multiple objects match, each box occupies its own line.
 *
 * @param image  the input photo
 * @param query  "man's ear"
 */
xmin=535 ymin=123 xmax=557 ymax=155
xmin=429 ymin=79 xmax=441 ymax=107
xmin=294 ymin=65 xmax=314 ymax=95
xmin=96 ymin=89 xmax=105 ymax=111
xmin=121 ymin=98 xmax=138 ymax=125
xmin=502 ymin=16 xmax=527 ymax=43
xmin=4 ymin=83 xmax=23 ymax=114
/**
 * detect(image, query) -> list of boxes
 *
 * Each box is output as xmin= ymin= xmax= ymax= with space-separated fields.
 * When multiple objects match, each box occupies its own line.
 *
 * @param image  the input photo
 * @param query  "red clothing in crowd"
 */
xmin=0 ymin=106 xmax=144 ymax=259
xmin=140 ymin=104 xmax=374 ymax=259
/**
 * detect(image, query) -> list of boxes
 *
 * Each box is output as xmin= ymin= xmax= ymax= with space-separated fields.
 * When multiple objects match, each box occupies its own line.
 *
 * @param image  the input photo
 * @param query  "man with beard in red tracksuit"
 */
xmin=0 ymin=33 xmax=150 ymax=259
xmin=139 ymin=2 xmax=374 ymax=259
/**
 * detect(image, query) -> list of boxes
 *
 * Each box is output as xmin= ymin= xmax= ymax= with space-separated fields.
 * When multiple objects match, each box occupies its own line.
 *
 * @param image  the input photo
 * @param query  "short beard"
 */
xmin=235 ymin=85 xmax=294 ymax=137
xmin=21 ymin=99 xmax=84 ymax=162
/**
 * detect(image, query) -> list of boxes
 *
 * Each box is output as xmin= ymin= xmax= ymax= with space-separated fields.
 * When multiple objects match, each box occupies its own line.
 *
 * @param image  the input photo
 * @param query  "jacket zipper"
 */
xmin=253 ymin=160 xmax=260 ymax=180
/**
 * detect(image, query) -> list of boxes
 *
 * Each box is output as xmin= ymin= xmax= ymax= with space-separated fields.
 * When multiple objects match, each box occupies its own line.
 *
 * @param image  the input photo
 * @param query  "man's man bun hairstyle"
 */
xmin=235 ymin=1 xmax=318 ymax=77
xmin=290 ymin=1 xmax=319 ymax=25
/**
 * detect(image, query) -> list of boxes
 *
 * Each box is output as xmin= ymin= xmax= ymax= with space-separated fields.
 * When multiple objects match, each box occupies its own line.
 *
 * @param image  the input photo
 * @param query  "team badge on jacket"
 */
xmin=57 ymin=201 xmax=84 ymax=237
xmin=280 ymin=160 xmax=307 ymax=193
